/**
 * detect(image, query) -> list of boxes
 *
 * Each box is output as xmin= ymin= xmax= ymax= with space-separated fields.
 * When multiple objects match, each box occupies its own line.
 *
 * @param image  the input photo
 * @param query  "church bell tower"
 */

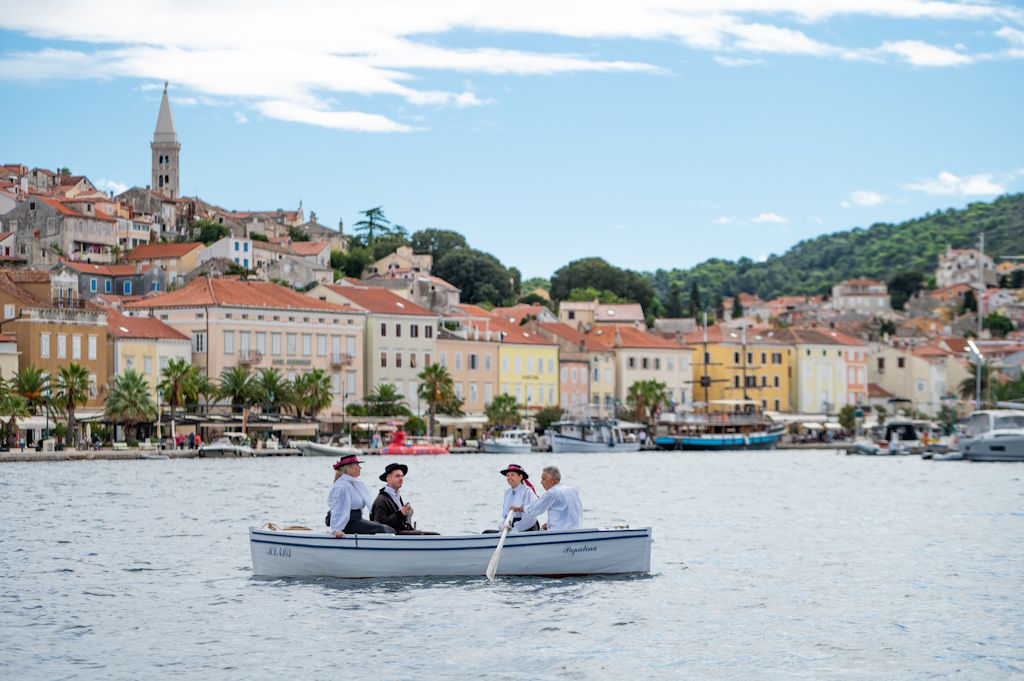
xmin=151 ymin=81 xmax=181 ymax=199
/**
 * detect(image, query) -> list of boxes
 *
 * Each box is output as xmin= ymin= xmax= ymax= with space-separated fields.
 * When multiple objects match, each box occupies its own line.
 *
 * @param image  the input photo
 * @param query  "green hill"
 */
xmin=645 ymin=193 xmax=1024 ymax=310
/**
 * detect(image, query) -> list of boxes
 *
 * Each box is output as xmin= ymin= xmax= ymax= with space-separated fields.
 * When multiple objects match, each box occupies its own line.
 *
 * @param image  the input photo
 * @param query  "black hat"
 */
xmin=379 ymin=462 xmax=409 ymax=481
xmin=500 ymin=464 xmax=528 ymax=480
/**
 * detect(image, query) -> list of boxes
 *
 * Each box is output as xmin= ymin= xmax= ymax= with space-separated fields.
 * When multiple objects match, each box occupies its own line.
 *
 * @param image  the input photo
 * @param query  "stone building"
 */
xmin=152 ymin=83 xmax=181 ymax=200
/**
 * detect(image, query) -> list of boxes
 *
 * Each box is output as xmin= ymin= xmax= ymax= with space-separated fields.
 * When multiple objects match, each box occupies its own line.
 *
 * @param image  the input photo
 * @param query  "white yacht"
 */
xmin=548 ymin=419 xmax=641 ymax=453
xmin=199 ymin=432 xmax=255 ymax=457
xmin=960 ymin=410 xmax=1024 ymax=462
xmin=481 ymin=429 xmax=533 ymax=454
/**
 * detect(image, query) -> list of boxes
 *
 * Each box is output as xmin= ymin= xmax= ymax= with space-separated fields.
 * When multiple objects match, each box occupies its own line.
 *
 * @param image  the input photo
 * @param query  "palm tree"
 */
xmin=627 ymin=379 xmax=668 ymax=426
xmin=626 ymin=381 xmax=648 ymax=423
xmin=220 ymin=365 xmax=257 ymax=435
xmin=192 ymin=372 xmax=219 ymax=415
xmin=485 ymin=393 xmax=521 ymax=427
xmin=158 ymin=358 xmax=194 ymax=441
xmin=417 ymin=364 xmax=456 ymax=436
xmin=365 ymin=383 xmax=409 ymax=417
xmin=253 ymin=367 xmax=292 ymax=414
xmin=13 ymin=366 xmax=49 ymax=415
xmin=958 ymin=360 xmax=995 ymax=402
xmin=0 ymin=378 xmax=29 ymax=448
xmin=293 ymin=369 xmax=332 ymax=419
xmin=105 ymin=369 xmax=156 ymax=442
xmin=54 ymin=362 xmax=90 ymax=447
xmin=353 ymin=206 xmax=391 ymax=245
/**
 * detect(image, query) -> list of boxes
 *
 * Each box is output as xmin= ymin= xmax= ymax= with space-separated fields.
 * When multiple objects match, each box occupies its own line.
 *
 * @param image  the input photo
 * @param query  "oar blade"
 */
xmin=485 ymin=510 xmax=516 ymax=582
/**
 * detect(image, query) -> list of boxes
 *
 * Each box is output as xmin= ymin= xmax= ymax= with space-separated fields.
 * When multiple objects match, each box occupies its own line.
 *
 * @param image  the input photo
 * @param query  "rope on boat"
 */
xmin=261 ymin=522 xmax=312 ymax=531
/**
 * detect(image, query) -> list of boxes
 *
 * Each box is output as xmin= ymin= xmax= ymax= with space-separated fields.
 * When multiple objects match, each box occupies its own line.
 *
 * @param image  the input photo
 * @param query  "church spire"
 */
xmin=154 ymin=81 xmax=178 ymax=143
xmin=151 ymin=80 xmax=181 ymax=199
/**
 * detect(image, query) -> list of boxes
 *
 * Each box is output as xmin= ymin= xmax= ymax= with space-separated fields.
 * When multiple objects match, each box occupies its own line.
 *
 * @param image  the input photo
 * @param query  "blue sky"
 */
xmin=1 ymin=2 xmax=1022 ymax=278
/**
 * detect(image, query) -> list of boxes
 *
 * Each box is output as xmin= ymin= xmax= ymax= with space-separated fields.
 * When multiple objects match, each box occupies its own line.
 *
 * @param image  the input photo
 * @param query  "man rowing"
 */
xmin=513 ymin=466 xmax=582 ymax=532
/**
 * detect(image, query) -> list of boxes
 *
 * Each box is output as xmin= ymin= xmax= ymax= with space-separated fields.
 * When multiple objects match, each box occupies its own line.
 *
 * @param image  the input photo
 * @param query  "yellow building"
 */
xmin=683 ymin=324 xmax=792 ymax=412
xmin=106 ymin=310 xmax=192 ymax=402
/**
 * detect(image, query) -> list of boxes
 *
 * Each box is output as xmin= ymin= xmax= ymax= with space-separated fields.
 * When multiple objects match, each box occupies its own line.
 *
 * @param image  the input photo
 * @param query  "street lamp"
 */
xmin=157 ymin=388 xmax=163 ymax=447
xmin=967 ymin=339 xmax=983 ymax=407
xmin=45 ymin=383 xmax=50 ymax=441
xmin=266 ymin=391 xmax=274 ymax=442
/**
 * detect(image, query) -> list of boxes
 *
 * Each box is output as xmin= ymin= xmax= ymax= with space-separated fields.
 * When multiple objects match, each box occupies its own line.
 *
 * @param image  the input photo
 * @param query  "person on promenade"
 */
xmin=327 ymin=454 xmax=396 ymax=537
xmin=370 ymin=463 xmax=439 ymax=535
xmin=494 ymin=464 xmax=539 ymax=532
xmin=513 ymin=466 xmax=582 ymax=532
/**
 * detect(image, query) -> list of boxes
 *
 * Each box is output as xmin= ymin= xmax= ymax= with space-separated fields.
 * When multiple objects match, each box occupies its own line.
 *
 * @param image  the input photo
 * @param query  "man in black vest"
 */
xmin=370 ymin=463 xmax=439 ymax=535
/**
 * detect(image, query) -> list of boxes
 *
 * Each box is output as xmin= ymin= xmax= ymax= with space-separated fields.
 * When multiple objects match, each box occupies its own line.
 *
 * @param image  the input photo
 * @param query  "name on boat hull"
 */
xmin=563 ymin=545 xmax=596 ymax=556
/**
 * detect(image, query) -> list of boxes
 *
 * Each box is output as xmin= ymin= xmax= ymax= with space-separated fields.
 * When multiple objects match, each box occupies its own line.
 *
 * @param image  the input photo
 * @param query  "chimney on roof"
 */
xmin=136 ymin=263 xmax=142 ymax=275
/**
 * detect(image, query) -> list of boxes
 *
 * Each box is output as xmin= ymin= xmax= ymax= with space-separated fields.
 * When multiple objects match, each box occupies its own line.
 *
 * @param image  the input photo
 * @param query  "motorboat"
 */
xmin=548 ymin=419 xmax=642 ymax=453
xmin=960 ymin=409 xmax=1024 ymax=462
xmin=249 ymin=525 xmax=652 ymax=578
xmin=294 ymin=435 xmax=361 ymax=458
xmin=481 ymin=429 xmax=533 ymax=454
xmin=380 ymin=431 xmax=449 ymax=456
xmin=198 ymin=432 xmax=254 ymax=457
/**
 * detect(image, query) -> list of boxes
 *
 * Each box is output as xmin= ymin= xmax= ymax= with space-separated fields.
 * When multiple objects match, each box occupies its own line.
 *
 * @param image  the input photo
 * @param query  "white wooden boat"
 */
xmin=293 ymin=439 xmax=362 ymax=458
xmin=960 ymin=409 xmax=1024 ymax=462
xmin=249 ymin=526 xmax=652 ymax=578
xmin=481 ymin=429 xmax=533 ymax=454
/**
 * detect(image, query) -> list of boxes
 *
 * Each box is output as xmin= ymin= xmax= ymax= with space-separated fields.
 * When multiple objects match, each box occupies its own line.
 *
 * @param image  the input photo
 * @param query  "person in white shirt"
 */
xmin=327 ymin=454 xmax=395 ymax=536
xmin=494 ymin=464 xmax=539 ymax=532
xmin=513 ymin=466 xmax=582 ymax=532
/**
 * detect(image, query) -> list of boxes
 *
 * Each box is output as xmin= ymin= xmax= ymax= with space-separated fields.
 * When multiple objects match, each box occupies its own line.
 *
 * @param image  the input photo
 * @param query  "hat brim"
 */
xmin=380 ymin=463 xmax=409 ymax=481
xmin=500 ymin=468 xmax=528 ymax=480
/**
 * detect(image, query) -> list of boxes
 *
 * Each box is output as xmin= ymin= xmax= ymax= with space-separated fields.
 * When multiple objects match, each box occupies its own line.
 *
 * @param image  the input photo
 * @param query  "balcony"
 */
xmin=330 ymin=352 xmax=354 ymax=368
xmin=239 ymin=350 xmax=263 ymax=366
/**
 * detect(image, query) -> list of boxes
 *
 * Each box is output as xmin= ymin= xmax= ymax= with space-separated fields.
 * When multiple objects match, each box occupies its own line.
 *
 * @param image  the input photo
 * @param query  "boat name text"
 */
xmin=563 ymin=545 xmax=596 ymax=556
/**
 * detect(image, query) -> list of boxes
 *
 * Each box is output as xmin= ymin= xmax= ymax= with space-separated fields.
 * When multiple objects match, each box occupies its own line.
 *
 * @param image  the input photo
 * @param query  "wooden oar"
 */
xmin=485 ymin=510 xmax=516 ymax=582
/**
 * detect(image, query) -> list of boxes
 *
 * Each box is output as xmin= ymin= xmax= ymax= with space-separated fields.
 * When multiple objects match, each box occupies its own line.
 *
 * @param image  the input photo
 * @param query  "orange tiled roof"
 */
xmin=491 ymin=303 xmax=549 ymax=325
xmin=126 ymin=242 xmax=204 ymax=260
xmin=125 ymin=277 xmax=362 ymax=313
xmin=62 ymin=260 xmax=152 ymax=277
xmin=0 ymin=333 xmax=15 ymax=342
xmin=291 ymin=241 xmax=329 ymax=256
xmin=321 ymin=283 xmax=434 ymax=316
xmin=539 ymin=321 xmax=586 ymax=345
xmin=107 ymin=310 xmax=188 ymax=340
xmin=587 ymin=324 xmax=685 ymax=350
xmin=6 ymin=270 xmax=52 ymax=284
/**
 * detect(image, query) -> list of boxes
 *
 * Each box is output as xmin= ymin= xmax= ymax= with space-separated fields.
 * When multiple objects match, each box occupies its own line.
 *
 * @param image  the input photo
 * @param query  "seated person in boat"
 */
xmin=489 ymin=464 xmax=539 ymax=532
xmin=514 ymin=466 xmax=582 ymax=532
xmin=327 ymin=454 xmax=396 ymax=537
xmin=370 ymin=463 xmax=439 ymax=535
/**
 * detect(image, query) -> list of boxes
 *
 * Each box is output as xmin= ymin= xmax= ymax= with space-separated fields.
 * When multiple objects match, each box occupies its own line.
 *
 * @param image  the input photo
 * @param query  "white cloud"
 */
xmin=905 ymin=171 xmax=1005 ymax=195
xmin=753 ymin=212 xmax=787 ymax=224
xmin=170 ymin=95 xmax=197 ymax=106
xmin=97 ymin=178 xmax=127 ymax=194
xmin=0 ymin=2 xmax=1020 ymax=131
xmin=878 ymin=40 xmax=973 ymax=66
xmin=234 ymin=110 xmax=248 ymax=124
xmin=713 ymin=216 xmax=735 ymax=224
xmin=843 ymin=190 xmax=886 ymax=207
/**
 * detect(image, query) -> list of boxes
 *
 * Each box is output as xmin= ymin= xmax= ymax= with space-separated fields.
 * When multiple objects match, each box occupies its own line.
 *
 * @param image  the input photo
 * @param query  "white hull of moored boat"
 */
xmin=293 ymin=441 xmax=362 ymax=457
xmin=249 ymin=526 xmax=652 ymax=578
xmin=549 ymin=435 xmax=641 ymax=453
xmin=480 ymin=441 xmax=532 ymax=454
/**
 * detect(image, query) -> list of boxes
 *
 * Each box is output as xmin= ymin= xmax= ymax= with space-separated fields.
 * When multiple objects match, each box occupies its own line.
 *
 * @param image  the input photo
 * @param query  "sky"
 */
xmin=0 ymin=1 xmax=1022 ymax=278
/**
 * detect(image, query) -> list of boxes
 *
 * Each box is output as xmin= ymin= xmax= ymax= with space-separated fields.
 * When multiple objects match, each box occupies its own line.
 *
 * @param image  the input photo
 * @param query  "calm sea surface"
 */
xmin=1 ymin=450 xmax=1022 ymax=680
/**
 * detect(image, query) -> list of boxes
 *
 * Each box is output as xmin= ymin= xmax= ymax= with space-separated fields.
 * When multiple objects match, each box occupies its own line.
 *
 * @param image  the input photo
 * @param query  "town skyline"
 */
xmin=1 ymin=2 xmax=1023 ymax=277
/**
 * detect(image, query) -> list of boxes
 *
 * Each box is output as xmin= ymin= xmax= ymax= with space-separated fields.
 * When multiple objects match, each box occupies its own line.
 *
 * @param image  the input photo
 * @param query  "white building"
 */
xmin=936 ymin=245 xmax=997 ymax=289
xmin=831 ymin=279 xmax=891 ymax=314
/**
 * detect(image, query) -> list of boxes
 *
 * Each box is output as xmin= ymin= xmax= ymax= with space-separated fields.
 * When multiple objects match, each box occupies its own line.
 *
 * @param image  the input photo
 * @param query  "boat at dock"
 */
xmin=293 ymin=436 xmax=362 ymax=458
xmin=249 ymin=525 xmax=652 ymax=578
xmin=655 ymin=403 xmax=785 ymax=451
xmin=547 ymin=419 xmax=641 ymax=453
xmin=481 ymin=429 xmax=533 ymax=454
xmin=380 ymin=431 xmax=449 ymax=456
xmin=960 ymin=409 xmax=1024 ymax=462
xmin=198 ymin=432 xmax=254 ymax=457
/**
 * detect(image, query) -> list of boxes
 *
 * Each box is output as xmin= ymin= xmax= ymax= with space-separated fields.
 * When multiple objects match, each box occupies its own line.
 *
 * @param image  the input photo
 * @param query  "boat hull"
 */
xmin=481 ymin=441 xmax=531 ymax=454
xmin=549 ymin=435 xmax=641 ymax=453
xmin=294 ymin=441 xmax=361 ymax=457
xmin=962 ymin=433 xmax=1024 ymax=462
xmin=655 ymin=430 xmax=783 ymax=451
xmin=249 ymin=526 xmax=652 ymax=578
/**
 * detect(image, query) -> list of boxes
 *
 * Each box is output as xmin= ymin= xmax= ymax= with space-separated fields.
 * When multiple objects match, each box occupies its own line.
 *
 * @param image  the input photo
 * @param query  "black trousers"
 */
xmin=345 ymin=509 xmax=396 ymax=535
xmin=483 ymin=520 xmax=540 ymax=533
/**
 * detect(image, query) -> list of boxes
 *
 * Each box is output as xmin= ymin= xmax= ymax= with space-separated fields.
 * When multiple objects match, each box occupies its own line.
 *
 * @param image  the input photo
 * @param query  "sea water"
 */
xmin=1 ymin=450 xmax=1022 ymax=679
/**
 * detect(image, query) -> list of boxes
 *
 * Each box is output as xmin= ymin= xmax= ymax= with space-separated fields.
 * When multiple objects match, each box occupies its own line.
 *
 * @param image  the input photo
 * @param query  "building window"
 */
xmin=485 ymin=354 xmax=492 ymax=371
xmin=734 ymin=351 xmax=740 ymax=363
xmin=410 ymin=325 xmax=418 ymax=338
xmin=40 ymin=333 xmax=50 ymax=358
xmin=346 ymin=372 xmax=356 ymax=395
xmin=287 ymin=333 xmax=297 ymax=356
xmin=772 ymin=353 xmax=782 ymax=364
xmin=424 ymin=325 xmax=433 ymax=339
xmin=317 ymin=334 xmax=327 ymax=356
xmin=897 ymin=357 xmax=905 ymax=369
xmin=734 ymin=375 xmax=740 ymax=388
xmin=302 ymin=334 xmax=312 ymax=356
xmin=256 ymin=333 xmax=266 ymax=354
xmin=271 ymin=333 xmax=281 ymax=355
xmin=57 ymin=334 xmax=67 ymax=359
xmin=380 ymin=322 xmax=387 ymax=337
xmin=380 ymin=352 xmax=387 ymax=368
xmin=2 ymin=304 xmax=13 ymax=320
xmin=628 ymin=357 xmax=636 ymax=369
xmin=455 ymin=353 xmax=463 ymax=370
xmin=502 ymin=356 xmax=508 ymax=372
xmin=105 ymin=280 xmax=111 ymax=293
xmin=515 ymin=357 xmax=522 ymax=372
xmin=877 ymin=358 xmax=885 ymax=370
xmin=439 ymin=352 xmax=447 ymax=368
xmin=469 ymin=353 xmax=478 ymax=370
xmin=526 ymin=357 xmax=533 ymax=373
xmin=192 ymin=331 xmax=206 ymax=353
xmin=144 ymin=356 xmax=153 ymax=374
xmin=124 ymin=281 xmax=132 ymax=294
xmin=424 ymin=353 xmax=431 ymax=366
xmin=88 ymin=335 xmax=97 ymax=360
xmin=485 ymin=383 xmax=493 ymax=403
xmin=774 ymin=376 xmax=780 ymax=387
xmin=549 ymin=386 xmax=555 ymax=404
xmin=593 ymin=367 xmax=599 ymax=382
xmin=71 ymin=335 xmax=81 ymax=360
xmin=125 ymin=356 xmax=134 ymax=370
xmin=90 ymin=278 xmax=97 ymax=293
xmin=761 ymin=352 xmax=767 ymax=364
xmin=332 ymin=373 xmax=341 ymax=394
xmin=469 ymin=383 xmax=478 ymax=403
xmin=396 ymin=352 xmax=402 ymax=368
xmin=410 ymin=353 xmax=417 ymax=369
xmin=224 ymin=331 xmax=234 ymax=354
